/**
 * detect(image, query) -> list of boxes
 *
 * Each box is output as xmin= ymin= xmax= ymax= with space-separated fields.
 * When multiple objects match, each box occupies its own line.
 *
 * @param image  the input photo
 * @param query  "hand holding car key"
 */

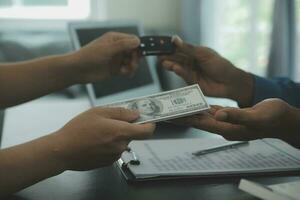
xmin=138 ymin=36 xmax=176 ymax=56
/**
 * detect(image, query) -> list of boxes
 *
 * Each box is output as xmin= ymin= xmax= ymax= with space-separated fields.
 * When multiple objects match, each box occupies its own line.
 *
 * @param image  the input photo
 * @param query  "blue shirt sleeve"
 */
xmin=252 ymin=75 xmax=300 ymax=108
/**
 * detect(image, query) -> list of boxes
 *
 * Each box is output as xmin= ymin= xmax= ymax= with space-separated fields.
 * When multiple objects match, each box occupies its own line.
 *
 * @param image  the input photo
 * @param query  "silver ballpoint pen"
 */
xmin=192 ymin=141 xmax=249 ymax=156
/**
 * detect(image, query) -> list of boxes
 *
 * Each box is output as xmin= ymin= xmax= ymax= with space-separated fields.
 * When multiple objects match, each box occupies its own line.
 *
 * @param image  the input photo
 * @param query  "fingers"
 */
xmin=209 ymin=105 xmax=225 ymax=115
xmin=122 ymin=123 xmax=156 ymax=140
xmin=214 ymin=108 xmax=258 ymax=126
xmin=93 ymin=107 xmax=155 ymax=140
xmin=104 ymin=32 xmax=141 ymax=70
xmin=107 ymin=32 xmax=138 ymax=41
xmin=159 ymin=37 xmax=195 ymax=66
xmin=172 ymin=35 xmax=184 ymax=47
xmin=120 ymin=51 xmax=139 ymax=76
xmin=94 ymin=107 xmax=156 ymax=140
xmin=162 ymin=60 xmax=179 ymax=71
xmin=160 ymin=52 xmax=190 ymax=66
xmin=171 ymin=35 xmax=195 ymax=56
xmin=101 ymin=32 xmax=140 ymax=52
xmin=159 ymin=50 xmax=197 ymax=83
xmin=172 ymin=113 xmax=254 ymax=141
xmin=113 ymin=37 xmax=141 ymax=53
xmin=172 ymin=113 xmax=217 ymax=131
xmin=95 ymin=107 xmax=139 ymax=122
xmin=162 ymin=60 xmax=188 ymax=78
xmin=129 ymin=51 xmax=139 ymax=71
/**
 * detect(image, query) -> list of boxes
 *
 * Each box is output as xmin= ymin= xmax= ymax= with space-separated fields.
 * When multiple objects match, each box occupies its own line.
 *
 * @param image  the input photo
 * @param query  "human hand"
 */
xmin=70 ymin=32 xmax=141 ymax=83
xmin=159 ymin=37 xmax=254 ymax=107
xmin=173 ymin=99 xmax=300 ymax=145
xmin=52 ymin=107 xmax=155 ymax=171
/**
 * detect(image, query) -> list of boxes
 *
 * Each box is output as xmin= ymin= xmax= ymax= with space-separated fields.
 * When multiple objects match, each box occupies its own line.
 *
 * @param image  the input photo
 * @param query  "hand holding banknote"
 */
xmin=174 ymin=99 xmax=300 ymax=147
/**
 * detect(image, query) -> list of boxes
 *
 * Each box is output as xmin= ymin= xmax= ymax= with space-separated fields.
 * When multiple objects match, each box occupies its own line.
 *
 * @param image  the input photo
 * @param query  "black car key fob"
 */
xmin=139 ymin=36 xmax=175 ymax=56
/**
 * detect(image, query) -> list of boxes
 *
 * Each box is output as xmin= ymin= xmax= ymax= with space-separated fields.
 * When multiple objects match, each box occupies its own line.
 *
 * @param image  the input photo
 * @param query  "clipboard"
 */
xmin=115 ymin=138 xmax=300 ymax=182
xmin=116 ymin=159 xmax=300 ymax=183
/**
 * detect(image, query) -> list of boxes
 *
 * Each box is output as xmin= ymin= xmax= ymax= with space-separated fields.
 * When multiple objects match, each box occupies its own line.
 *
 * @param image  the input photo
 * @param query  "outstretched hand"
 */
xmin=173 ymin=99 xmax=300 ymax=146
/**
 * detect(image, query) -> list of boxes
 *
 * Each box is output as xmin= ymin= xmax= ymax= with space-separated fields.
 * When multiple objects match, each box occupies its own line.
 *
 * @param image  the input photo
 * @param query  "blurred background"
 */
xmin=0 ymin=0 xmax=299 ymax=92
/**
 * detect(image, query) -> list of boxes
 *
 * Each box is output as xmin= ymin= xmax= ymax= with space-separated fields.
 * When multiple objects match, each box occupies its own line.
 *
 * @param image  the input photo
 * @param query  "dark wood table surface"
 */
xmin=1 ymin=99 xmax=299 ymax=200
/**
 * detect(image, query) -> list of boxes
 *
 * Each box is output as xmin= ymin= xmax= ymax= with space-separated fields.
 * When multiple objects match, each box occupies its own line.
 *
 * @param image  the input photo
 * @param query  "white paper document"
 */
xmin=270 ymin=181 xmax=300 ymax=200
xmin=119 ymin=138 xmax=300 ymax=179
xmin=239 ymin=179 xmax=300 ymax=200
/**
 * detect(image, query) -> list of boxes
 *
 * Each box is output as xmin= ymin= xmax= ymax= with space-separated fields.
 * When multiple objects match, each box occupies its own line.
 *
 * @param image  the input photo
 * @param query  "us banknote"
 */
xmin=105 ymin=84 xmax=210 ymax=124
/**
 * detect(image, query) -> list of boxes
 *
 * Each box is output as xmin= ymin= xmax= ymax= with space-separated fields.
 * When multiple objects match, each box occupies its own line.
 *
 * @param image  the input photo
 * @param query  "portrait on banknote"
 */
xmin=128 ymin=98 xmax=163 ymax=121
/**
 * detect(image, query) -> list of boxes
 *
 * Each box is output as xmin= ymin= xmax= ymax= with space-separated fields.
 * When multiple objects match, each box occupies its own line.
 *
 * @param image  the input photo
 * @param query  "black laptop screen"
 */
xmin=76 ymin=27 xmax=153 ymax=98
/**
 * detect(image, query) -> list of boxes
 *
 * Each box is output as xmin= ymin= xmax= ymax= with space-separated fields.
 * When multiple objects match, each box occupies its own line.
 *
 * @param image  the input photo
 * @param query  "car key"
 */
xmin=139 ymin=36 xmax=175 ymax=56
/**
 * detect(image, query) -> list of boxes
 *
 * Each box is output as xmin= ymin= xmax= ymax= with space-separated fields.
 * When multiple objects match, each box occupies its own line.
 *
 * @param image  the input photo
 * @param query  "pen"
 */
xmin=192 ymin=141 xmax=249 ymax=156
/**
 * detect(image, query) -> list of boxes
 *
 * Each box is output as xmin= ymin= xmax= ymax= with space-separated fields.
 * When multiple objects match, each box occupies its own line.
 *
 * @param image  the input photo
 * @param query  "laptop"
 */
xmin=68 ymin=21 xmax=161 ymax=106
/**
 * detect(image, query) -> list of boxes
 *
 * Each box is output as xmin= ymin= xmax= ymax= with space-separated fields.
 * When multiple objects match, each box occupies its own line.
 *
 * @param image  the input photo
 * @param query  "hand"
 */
xmin=173 ymin=99 xmax=300 ymax=146
xmin=159 ymin=36 xmax=254 ymax=107
xmin=70 ymin=32 xmax=141 ymax=83
xmin=52 ymin=107 xmax=155 ymax=171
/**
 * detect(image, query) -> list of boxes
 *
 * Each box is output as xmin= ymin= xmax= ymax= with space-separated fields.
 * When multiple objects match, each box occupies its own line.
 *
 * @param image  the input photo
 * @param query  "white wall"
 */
xmin=106 ymin=0 xmax=181 ymax=32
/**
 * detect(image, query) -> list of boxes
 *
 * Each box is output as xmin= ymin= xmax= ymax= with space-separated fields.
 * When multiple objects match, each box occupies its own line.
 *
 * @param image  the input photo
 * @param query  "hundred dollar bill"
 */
xmin=105 ymin=84 xmax=210 ymax=124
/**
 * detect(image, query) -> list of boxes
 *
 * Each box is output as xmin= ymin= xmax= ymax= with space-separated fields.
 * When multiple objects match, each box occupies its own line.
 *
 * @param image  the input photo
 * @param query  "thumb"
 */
xmin=97 ymin=107 xmax=139 ymax=122
xmin=111 ymin=37 xmax=140 ymax=53
xmin=215 ymin=108 xmax=257 ymax=126
xmin=172 ymin=35 xmax=196 ymax=56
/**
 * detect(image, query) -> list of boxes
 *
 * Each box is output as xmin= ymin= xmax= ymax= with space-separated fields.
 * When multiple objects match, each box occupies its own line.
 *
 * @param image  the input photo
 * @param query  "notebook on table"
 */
xmin=116 ymin=138 xmax=300 ymax=182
